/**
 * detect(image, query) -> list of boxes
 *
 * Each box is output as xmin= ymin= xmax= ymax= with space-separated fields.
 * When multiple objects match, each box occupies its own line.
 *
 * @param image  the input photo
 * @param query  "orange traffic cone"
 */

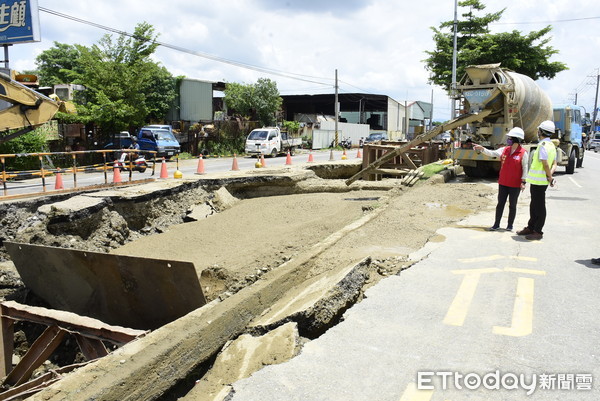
xmin=54 ymin=169 xmax=64 ymax=190
xmin=285 ymin=151 xmax=292 ymax=165
xmin=260 ymin=154 xmax=267 ymax=168
xmin=356 ymin=148 xmax=362 ymax=158
xmin=307 ymin=152 xmax=314 ymax=162
xmin=196 ymin=155 xmax=205 ymax=174
xmin=231 ymin=154 xmax=240 ymax=171
xmin=113 ymin=161 xmax=122 ymax=183
xmin=160 ymin=158 xmax=168 ymax=178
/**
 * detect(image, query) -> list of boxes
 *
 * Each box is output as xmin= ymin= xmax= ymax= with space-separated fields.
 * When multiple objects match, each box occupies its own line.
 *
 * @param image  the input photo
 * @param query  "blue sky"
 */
xmin=6 ymin=0 xmax=600 ymax=122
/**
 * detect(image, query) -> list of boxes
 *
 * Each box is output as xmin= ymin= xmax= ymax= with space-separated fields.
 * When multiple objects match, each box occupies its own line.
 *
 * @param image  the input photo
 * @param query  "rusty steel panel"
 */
xmin=4 ymin=242 xmax=206 ymax=330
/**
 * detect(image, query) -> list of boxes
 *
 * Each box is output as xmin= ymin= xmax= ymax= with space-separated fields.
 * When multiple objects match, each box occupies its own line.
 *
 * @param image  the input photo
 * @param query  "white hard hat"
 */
xmin=538 ymin=120 xmax=555 ymax=135
xmin=507 ymin=127 xmax=525 ymax=140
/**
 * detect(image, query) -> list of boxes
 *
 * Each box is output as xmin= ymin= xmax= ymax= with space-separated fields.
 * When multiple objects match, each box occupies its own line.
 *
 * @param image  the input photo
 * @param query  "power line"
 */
xmin=39 ymin=7 xmax=334 ymax=86
xmin=494 ymin=16 xmax=600 ymax=25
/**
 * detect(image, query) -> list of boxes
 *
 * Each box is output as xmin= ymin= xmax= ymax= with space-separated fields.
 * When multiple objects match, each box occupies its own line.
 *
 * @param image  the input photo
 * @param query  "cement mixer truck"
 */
xmin=452 ymin=64 xmax=584 ymax=177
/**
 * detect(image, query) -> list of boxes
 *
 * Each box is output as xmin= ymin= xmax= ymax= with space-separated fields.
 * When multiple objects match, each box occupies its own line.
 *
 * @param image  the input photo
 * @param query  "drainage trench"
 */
xmin=0 ymin=164 xmax=494 ymax=400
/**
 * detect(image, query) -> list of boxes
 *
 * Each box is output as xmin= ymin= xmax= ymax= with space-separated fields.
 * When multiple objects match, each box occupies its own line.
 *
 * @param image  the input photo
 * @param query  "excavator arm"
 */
xmin=0 ymin=72 xmax=60 ymax=144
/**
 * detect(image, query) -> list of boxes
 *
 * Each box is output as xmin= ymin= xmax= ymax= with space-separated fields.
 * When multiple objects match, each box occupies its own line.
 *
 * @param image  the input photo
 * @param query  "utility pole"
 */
xmin=451 ymin=0 xmax=458 ymax=120
xmin=592 ymin=71 xmax=599 ymax=133
xmin=334 ymin=69 xmax=339 ymax=147
xmin=429 ymin=89 xmax=434 ymax=131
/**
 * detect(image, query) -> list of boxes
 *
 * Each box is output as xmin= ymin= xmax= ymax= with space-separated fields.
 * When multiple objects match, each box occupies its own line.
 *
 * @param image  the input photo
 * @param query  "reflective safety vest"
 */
xmin=526 ymin=140 xmax=556 ymax=186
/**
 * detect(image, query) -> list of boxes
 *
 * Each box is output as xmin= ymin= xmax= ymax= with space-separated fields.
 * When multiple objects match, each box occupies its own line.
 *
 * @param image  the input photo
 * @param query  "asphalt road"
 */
xmin=229 ymin=151 xmax=600 ymax=400
xmin=0 ymin=149 xmax=354 ymax=198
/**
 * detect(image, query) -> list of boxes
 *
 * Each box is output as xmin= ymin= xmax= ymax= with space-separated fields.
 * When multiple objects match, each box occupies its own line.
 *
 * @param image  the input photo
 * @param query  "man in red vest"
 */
xmin=473 ymin=127 xmax=529 ymax=231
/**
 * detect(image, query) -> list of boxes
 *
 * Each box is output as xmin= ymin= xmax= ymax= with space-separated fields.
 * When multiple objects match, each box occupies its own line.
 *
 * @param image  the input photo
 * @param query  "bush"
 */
xmin=0 ymin=129 xmax=49 ymax=170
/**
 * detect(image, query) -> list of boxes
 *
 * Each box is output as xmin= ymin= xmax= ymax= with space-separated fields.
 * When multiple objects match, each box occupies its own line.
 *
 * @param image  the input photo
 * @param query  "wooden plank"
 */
xmin=405 ymin=171 xmax=424 ymax=187
xmin=400 ymin=152 xmax=418 ymax=169
xmin=74 ymin=334 xmax=108 ymax=361
xmin=0 ymin=362 xmax=88 ymax=401
xmin=3 ymin=326 xmax=65 ymax=386
xmin=371 ymin=168 xmax=410 ymax=176
xmin=0 ymin=313 xmax=13 ymax=378
xmin=1 ymin=301 xmax=146 ymax=344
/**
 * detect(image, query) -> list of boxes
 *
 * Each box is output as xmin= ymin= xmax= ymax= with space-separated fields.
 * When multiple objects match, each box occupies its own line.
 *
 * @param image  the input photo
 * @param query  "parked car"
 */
xmin=137 ymin=126 xmax=181 ymax=159
xmin=364 ymin=133 xmax=388 ymax=144
xmin=245 ymin=127 xmax=302 ymax=157
xmin=589 ymin=132 xmax=600 ymax=152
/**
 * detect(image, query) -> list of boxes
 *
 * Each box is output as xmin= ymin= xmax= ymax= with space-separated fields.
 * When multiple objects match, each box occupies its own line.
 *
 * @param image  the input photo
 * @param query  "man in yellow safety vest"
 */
xmin=517 ymin=120 xmax=557 ymax=240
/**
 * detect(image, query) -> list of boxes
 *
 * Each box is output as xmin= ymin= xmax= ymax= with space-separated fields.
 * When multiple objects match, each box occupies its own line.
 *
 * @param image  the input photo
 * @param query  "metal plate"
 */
xmin=5 ymin=242 xmax=206 ymax=330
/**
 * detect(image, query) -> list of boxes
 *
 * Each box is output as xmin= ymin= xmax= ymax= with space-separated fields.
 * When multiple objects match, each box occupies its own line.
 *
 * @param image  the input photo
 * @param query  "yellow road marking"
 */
xmin=504 ymin=267 xmax=546 ymax=276
xmin=458 ymin=255 xmax=505 ymax=263
xmin=399 ymin=383 xmax=434 ymax=401
xmin=492 ymin=277 xmax=535 ymax=337
xmin=457 ymin=255 xmax=537 ymax=263
xmin=450 ymin=267 xmax=501 ymax=275
xmin=444 ymin=269 xmax=500 ymax=326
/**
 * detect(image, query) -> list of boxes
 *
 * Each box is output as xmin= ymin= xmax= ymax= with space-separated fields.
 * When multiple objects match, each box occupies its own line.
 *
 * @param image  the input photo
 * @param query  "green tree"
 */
xmin=34 ymin=22 xmax=177 ymax=136
xmin=224 ymin=78 xmax=282 ymax=126
xmin=424 ymin=0 xmax=567 ymax=92
xmin=35 ymin=42 xmax=84 ymax=86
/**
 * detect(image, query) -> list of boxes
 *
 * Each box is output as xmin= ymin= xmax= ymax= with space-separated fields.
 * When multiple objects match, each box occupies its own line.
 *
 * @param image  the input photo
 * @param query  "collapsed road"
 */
xmin=0 ymin=159 xmax=496 ymax=400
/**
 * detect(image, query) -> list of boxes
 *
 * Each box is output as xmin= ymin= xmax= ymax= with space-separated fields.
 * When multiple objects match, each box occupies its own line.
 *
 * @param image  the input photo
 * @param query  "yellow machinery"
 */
xmin=0 ymin=72 xmax=60 ymax=144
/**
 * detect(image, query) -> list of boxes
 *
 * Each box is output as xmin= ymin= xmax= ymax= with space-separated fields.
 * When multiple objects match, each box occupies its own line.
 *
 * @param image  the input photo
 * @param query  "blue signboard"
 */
xmin=0 ymin=0 xmax=40 ymax=45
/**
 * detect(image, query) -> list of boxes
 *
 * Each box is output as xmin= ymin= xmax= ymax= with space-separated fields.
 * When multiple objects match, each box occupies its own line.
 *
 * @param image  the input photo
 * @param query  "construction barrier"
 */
xmin=0 ymin=149 xmax=157 ymax=197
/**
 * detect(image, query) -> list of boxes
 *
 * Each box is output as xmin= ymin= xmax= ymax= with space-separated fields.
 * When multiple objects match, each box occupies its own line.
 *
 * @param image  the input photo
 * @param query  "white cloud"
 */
xmin=6 ymin=0 xmax=600 ymax=122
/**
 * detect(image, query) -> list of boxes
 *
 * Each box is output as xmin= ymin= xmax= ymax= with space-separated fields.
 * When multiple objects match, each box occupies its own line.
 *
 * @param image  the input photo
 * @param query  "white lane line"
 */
xmin=568 ymin=176 xmax=582 ymax=188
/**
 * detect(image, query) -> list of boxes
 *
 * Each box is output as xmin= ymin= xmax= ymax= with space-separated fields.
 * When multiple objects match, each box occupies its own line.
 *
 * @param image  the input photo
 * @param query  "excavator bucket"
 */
xmin=4 ymin=242 xmax=206 ymax=330
xmin=0 ymin=73 xmax=60 ymax=132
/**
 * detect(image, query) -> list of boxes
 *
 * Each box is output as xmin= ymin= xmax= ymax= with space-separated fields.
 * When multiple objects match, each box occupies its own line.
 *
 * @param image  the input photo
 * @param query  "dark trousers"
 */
xmin=494 ymin=185 xmax=521 ymax=228
xmin=527 ymin=184 xmax=548 ymax=234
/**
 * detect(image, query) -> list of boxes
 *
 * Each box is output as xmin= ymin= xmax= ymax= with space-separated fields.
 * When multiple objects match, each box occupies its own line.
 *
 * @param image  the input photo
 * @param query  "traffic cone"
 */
xmin=260 ymin=154 xmax=267 ymax=168
xmin=196 ymin=155 xmax=205 ymax=174
xmin=356 ymin=148 xmax=362 ymax=158
xmin=307 ymin=152 xmax=314 ymax=162
xmin=54 ymin=169 xmax=64 ymax=190
xmin=329 ymin=149 xmax=335 ymax=161
xmin=160 ymin=158 xmax=168 ymax=178
xmin=285 ymin=151 xmax=292 ymax=165
xmin=113 ymin=161 xmax=122 ymax=183
xmin=342 ymin=149 xmax=347 ymax=160
xmin=231 ymin=154 xmax=240 ymax=171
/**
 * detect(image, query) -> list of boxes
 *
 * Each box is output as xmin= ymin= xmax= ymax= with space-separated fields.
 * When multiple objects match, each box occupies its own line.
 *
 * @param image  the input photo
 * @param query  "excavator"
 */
xmin=0 ymin=71 xmax=61 ymax=144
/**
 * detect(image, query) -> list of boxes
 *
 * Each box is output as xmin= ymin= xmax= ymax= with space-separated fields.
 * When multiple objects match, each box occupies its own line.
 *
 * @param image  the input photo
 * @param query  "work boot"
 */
xmin=525 ymin=232 xmax=543 ymax=241
xmin=592 ymin=258 xmax=600 ymax=265
xmin=517 ymin=227 xmax=533 ymax=236
xmin=488 ymin=225 xmax=500 ymax=231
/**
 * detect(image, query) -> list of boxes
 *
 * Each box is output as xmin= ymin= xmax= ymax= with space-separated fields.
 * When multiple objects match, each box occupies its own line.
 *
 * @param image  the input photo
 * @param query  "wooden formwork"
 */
xmin=361 ymin=141 xmax=442 ymax=181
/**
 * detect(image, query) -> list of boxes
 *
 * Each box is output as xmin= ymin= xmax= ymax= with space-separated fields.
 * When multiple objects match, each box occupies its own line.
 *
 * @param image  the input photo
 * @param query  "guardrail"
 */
xmin=0 ymin=149 xmax=159 ymax=197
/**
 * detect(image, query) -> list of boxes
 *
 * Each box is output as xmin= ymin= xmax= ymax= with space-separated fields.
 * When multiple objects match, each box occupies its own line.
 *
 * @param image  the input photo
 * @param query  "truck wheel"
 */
xmin=270 ymin=148 xmax=277 ymax=158
xmin=576 ymin=149 xmax=584 ymax=168
xmin=463 ymin=165 xmax=487 ymax=178
xmin=566 ymin=149 xmax=576 ymax=174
